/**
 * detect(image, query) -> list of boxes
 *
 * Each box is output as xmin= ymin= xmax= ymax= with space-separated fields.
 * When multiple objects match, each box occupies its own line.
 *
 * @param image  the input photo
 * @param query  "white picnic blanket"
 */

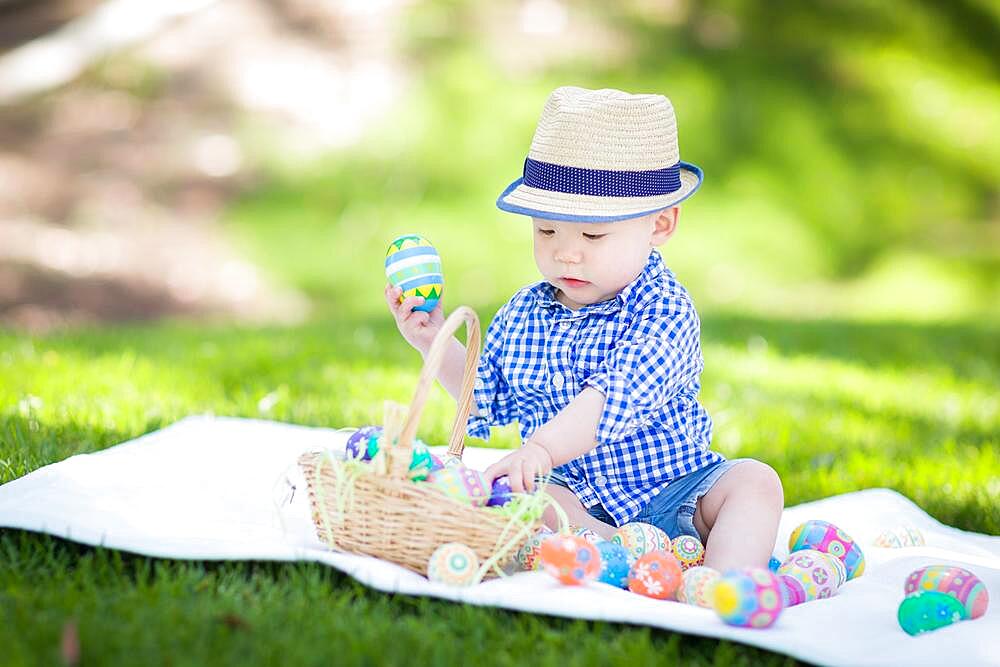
xmin=0 ymin=416 xmax=996 ymax=666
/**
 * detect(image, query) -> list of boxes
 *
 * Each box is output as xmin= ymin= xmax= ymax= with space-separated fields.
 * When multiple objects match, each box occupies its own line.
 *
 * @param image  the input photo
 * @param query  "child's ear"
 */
xmin=650 ymin=207 xmax=679 ymax=245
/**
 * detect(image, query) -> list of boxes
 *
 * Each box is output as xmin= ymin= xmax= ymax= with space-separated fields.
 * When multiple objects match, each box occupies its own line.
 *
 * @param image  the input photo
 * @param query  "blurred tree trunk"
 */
xmin=0 ymin=0 xmax=104 ymax=53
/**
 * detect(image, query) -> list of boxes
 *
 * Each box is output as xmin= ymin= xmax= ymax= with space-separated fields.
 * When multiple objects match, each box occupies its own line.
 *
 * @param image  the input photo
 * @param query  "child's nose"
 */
xmin=554 ymin=246 xmax=582 ymax=263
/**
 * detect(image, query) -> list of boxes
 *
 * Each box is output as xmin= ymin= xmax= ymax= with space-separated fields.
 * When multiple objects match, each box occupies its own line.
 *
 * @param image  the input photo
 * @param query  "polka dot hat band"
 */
xmin=497 ymin=86 xmax=703 ymax=223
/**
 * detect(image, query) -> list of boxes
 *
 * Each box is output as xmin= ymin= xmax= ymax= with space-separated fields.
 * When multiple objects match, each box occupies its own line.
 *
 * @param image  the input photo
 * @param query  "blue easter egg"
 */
xmin=385 ymin=234 xmax=443 ymax=313
xmin=596 ymin=541 xmax=630 ymax=588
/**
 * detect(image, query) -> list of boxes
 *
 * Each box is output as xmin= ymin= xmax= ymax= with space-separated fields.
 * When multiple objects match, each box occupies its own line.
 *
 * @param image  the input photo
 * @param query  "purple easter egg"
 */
xmin=345 ymin=426 xmax=381 ymax=460
xmin=486 ymin=476 xmax=513 ymax=507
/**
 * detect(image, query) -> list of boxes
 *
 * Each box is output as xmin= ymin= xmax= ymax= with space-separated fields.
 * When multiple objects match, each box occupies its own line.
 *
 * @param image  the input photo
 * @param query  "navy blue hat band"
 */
xmin=523 ymin=158 xmax=682 ymax=198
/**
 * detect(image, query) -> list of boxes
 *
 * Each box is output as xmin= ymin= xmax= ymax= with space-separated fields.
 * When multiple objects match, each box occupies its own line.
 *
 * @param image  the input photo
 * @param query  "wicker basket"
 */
xmin=298 ymin=306 xmax=543 ymax=577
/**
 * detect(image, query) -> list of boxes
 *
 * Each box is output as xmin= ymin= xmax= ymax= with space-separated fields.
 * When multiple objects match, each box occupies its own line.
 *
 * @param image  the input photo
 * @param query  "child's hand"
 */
xmin=484 ymin=440 xmax=553 ymax=494
xmin=384 ymin=284 xmax=445 ymax=357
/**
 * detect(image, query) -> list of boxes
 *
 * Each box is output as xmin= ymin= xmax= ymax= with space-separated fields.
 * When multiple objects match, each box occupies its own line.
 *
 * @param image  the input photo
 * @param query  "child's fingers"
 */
xmin=483 ymin=461 xmax=504 ymax=487
xmin=507 ymin=461 xmax=526 ymax=494
xmin=485 ymin=458 xmax=513 ymax=489
xmin=522 ymin=460 xmax=536 ymax=493
xmin=384 ymin=285 xmax=401 ymax=311
xmin=385 ymin=286 xmax=408 ymax=316
xmin=402 ymin=308 xmax=430 ymax=328
xmin=398 ymin=295 xmax=424 ymax=313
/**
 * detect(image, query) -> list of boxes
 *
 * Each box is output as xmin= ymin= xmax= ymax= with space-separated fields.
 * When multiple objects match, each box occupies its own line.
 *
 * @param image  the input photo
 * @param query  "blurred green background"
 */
xmin=1 ymin=1 xmax=998 ymax=664
xmin=228 ymin=0 xmax=1000 ymax=324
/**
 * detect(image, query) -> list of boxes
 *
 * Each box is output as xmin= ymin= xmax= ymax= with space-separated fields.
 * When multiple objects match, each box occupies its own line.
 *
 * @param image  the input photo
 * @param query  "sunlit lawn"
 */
xmin=2 ymin=304 xmax=997 ymax=665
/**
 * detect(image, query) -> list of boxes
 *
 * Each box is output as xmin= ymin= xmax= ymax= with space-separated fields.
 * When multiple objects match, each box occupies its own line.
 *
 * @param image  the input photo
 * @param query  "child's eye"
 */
xmin=583 ymin=233 xmax=607 ymax=240
xmin=537 ymin=229 xmax=555 ymax=236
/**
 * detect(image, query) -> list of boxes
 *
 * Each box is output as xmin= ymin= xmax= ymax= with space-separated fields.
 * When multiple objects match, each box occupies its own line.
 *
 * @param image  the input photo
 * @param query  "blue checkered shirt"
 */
xmin=467 ymin=250 xmax=723 ymax=526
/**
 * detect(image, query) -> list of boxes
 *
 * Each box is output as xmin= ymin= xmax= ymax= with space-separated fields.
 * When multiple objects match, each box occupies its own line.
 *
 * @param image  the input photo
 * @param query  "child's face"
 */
xmin=531 ymin=208 xmax=678 ymax=310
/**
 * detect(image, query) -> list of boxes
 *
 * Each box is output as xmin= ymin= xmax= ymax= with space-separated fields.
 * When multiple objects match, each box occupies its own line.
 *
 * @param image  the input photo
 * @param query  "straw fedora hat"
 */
xmin=497 ymin=86 xmax=702 ymax=222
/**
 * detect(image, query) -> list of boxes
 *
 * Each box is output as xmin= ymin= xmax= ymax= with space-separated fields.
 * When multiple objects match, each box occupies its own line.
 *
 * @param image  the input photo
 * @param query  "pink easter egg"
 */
xmin=905 ymin=565 xmax=989 ymax=620
xmin=714 ymin=567 xmax=785 ymax=629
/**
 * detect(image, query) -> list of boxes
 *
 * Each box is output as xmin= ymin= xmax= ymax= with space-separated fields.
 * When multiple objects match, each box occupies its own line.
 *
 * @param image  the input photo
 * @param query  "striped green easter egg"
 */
xmin=385 ymin=234 xmax=443 ymax=313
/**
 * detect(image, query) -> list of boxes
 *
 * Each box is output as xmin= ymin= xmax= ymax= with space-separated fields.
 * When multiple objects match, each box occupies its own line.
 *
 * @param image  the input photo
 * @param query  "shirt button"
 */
xmin=551 ymin=372 xmax=564 ymax=390
xmin=594 ymin=475 xmax=608 ymax=486
xmin=474 ymin=378 xmax=484 ymax=391
xmin=558 ymin=321 xmax=570 ymax=331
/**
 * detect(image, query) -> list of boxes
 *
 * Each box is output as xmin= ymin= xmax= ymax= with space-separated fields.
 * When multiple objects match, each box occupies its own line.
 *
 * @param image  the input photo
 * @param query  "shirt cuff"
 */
xmin=466 ymin=414 xmax=492 ymax=441
xmin=583 ymin=372 xmax=644 ymax=446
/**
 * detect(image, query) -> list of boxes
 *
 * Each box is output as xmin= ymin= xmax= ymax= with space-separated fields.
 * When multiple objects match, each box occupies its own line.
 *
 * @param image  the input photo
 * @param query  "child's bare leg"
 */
xmin=693 ymin=461 xmax=784 ymax=572
xmin=541 ymin=484 xmax=616 ymax=541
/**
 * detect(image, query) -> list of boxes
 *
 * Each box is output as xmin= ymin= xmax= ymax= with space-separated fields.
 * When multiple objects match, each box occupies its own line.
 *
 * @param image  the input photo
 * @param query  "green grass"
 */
xmin=0 ymin=537 xmax=799 ymax=667
xmin=2 ymin=311 xmax=997 ymax=665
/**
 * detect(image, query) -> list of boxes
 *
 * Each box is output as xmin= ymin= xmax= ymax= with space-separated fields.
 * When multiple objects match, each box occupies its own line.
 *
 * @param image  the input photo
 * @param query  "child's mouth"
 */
xmin=560 ymin=277 xmax=590 ymax=288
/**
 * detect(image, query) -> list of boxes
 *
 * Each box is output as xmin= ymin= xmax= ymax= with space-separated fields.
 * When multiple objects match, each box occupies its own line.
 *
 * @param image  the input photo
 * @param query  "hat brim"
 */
xmin=496 ymin=162 xmax=703 ymax=222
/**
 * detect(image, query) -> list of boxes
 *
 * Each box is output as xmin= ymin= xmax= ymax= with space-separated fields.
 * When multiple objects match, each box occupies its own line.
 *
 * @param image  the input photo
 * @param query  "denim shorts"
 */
xmin=549 ymin=458 xmax=747 ymax=542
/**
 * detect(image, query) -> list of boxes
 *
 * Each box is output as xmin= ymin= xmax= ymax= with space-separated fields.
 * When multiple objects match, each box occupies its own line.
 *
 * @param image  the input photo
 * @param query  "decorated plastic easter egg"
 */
xmin=713 ymin=567 xmax=784 ymax=629
xmin=612 ymin=522 xmax=670 ymax=564
xmin=595 ymin=541 xmax=631 ymax=588
xmin=385 ymin=234 xmax=443 ymax=313
xmin=821 ymin=551 xmax=848 ymax=587
xmin=486 ymin=476 xmax=513 ymax=507
xmin=427 ymin=465 xmax=490 ymax=506
xmin=777 ymin=574 xmax=806 ymax=608
xmin=511 ymin=527 xmax=554 ymax=571
xmin=539 ymin=535 xmax=601 ymax=585
xmin=427 ymin=542 xmax=479 ymax=586
xmin=627 ymin=551 xmax=683 ymax=600
xmin=776 ymin=549 xmax=842 ymax=605
xmin=874 ymin=525 xmax=926 ymax=548
xmin=407 ymin=441 xmax=434 ymax=481
xmin=904 ymin=565 xmax=989 ymax=620
xmin=671 ymin=535 xmax=705 ymax=570
xmin=898 ymin=590 xmax=967 ymax=636
xmin=571 ymin=525 xmax=606 ymax=546
xmin=345 ymin=425 xmax=381 ymax=460
xmin=677 ymin=566 xmax=721 ymax=608
xmin=788 ymin=519 xmax=866 ymax=580
xmin=428 ymin=453 xmax=445 ymax=472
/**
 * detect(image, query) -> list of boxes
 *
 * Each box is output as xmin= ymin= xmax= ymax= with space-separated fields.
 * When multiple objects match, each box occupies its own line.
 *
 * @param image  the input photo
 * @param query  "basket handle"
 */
xmin=398 ymin=306 xmax=481 ymax=460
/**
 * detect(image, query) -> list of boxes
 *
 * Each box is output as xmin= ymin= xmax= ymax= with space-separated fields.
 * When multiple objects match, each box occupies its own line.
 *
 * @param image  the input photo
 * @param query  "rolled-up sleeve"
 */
xmin=466 ymin=304 xmax=516 ymax=441
xmin=582 ymin=309 xmax=702 ymax=446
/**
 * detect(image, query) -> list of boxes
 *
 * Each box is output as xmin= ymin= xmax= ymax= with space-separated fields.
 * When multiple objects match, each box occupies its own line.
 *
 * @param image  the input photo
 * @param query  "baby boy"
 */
xmin=386 ymin=86 xmax=783 ymax=571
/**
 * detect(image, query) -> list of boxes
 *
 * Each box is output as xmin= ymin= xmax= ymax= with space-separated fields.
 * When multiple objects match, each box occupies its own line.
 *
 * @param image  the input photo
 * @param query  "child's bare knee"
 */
xmin=737 ymin=460 xmax=784 ymax=508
